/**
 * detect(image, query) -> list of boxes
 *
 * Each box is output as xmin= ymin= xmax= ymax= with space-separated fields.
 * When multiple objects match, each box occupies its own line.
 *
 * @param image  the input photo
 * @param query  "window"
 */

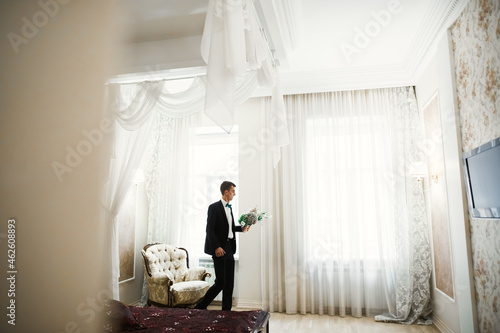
xmin=304 ymin=115 xmax=390 ymax=262
xmin=186 ymin=126 xmax=239 ymax=257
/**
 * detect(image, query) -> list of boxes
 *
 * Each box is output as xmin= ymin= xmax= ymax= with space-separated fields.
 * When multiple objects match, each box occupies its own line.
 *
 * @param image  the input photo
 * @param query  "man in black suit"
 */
xmin=195 ymin=181 xmax=249 ymax=310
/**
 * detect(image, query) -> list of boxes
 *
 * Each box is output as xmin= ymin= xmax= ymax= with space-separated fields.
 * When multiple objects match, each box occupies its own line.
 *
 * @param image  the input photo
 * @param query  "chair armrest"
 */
xmin=148 ymin=273 xmax=174 ymax=287
xmin=185 ymin=266 xmax=211 ymax=281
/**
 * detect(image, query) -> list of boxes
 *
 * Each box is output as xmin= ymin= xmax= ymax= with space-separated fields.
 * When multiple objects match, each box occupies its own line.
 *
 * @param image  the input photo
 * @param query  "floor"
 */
xmin=267 ymin=312 xmax=441 ymax=333
xmin=207 ymin=304 xmax=442 ymax=333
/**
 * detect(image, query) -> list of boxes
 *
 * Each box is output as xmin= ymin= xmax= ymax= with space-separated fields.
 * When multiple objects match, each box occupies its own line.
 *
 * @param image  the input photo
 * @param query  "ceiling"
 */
xmin=121 ymin=0 xmax=207 ymax=42
xmin=117 ymin=0 xmax=468 ymax=94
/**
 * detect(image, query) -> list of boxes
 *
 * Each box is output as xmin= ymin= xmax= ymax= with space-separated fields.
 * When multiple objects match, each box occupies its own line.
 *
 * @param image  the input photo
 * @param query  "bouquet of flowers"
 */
xmin=238 ymin=208 xmax=269 ymax=227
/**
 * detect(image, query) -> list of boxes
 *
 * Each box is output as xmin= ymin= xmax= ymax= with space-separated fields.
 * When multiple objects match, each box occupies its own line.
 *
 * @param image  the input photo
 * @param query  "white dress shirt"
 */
xmin=221 ymin=199 xmax=234 ymax=239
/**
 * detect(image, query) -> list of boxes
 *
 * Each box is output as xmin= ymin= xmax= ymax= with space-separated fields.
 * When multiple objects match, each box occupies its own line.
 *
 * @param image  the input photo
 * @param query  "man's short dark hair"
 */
xmin=220 ymin=181 xmax=236 ymax=195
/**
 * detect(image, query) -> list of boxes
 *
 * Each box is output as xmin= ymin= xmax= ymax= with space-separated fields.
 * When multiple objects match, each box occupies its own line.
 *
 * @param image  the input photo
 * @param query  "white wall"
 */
xmin=119 ymin=182 xmax=148 ymax=305
xmin=415 ymin=31 xmax=478 ymax=333
xmin=0 ymin=1 xmax=120 ymax=332
xmin=235 ymin=98 xmax=264 ymax=308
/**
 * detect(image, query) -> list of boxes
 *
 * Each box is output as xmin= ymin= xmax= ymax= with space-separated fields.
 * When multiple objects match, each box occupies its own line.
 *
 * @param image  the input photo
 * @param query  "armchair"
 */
xmin=142 ymin=243 xmax=211 ymax=307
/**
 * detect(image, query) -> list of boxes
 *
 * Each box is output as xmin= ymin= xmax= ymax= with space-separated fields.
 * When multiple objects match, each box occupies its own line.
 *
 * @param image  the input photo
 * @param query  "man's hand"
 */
xmin=243 ymin=226 xmax=250 ymax=233
xmin=215 ymin=247 xmax=226 ymax=257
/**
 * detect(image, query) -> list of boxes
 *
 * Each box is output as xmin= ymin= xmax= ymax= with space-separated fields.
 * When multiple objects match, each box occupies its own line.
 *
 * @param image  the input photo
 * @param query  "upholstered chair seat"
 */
xmin=142 ymin=243 xmax=211 ymax=307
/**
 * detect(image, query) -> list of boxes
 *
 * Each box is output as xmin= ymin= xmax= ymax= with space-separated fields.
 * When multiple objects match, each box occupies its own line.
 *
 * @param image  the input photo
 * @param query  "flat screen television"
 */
xmin=462 ymin=136 xmax=500 ymax=219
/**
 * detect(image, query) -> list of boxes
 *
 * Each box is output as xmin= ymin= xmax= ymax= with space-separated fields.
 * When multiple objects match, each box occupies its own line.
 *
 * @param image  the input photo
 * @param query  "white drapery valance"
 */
xmin=107 ymin=71 xmax=262 ymax=130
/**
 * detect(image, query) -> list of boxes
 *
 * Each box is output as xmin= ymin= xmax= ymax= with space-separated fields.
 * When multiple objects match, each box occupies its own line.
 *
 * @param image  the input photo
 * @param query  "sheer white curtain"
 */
xmin=143 ymin=113 xmax=198 ymax=246
xmin=201 ymin=0 xmax=276 ymax=132
xmin=137 ymin=112 xmax=200 ymax=305
xmin=103 ymin=106 xmax=155 ymax=299
xmin=261 ymin=87 xmax=433 ymax=323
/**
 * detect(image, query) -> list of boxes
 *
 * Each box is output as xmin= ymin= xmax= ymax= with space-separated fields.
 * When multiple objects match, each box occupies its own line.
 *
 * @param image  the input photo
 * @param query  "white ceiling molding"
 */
xmin=403 ymin=0 xmax=469 ymax=80
xmin=253 ymin=0 xmax=301 ymax=68
xmin=267 ymin=0 xmax=301 ymax=51
xmin=253 ymin=64 xmax=413 ymax=97
xmin=258 ymin=0 xmax=469 ymax=95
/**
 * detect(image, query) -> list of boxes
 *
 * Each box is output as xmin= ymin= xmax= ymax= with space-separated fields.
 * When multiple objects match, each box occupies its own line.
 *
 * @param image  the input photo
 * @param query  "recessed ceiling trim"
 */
xmin=254 ymin=0 xmax=301 ymax=68
xmin=262 ymin=0 xmax=469 ymax=97
xmin=273 ymin=0 xmax=301 ymax=50
xmin=403 ymin=0 xmax=469 ymax=80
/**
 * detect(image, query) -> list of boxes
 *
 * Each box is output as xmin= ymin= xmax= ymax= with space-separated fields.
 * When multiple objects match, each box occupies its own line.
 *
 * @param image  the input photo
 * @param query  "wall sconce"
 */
xmin=431 ymin=174 xmax=439 ymax=184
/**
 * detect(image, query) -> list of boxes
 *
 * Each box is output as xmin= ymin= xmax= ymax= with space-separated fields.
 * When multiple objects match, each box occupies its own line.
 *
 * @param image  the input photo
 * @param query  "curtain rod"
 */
xmin=106 ymin=66 xmax=208 ymax=85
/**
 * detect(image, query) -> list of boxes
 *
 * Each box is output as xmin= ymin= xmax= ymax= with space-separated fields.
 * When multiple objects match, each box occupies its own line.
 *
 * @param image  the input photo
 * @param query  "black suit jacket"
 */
xmin=204 ymin=200 xmax=242 ymax=256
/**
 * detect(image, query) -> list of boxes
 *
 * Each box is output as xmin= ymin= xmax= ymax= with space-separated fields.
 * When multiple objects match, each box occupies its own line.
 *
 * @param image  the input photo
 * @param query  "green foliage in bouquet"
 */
xmin=238 ymin=208 xmax=268 ymax=227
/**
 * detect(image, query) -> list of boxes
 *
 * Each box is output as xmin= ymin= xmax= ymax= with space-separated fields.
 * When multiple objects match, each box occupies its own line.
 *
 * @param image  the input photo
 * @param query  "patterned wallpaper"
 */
xmin=450 ymin=0 xmax=500 ymax=332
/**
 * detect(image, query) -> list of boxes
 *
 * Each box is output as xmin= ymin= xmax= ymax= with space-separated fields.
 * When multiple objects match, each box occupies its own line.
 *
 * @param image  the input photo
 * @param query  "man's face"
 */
xmin=225 ymin=186 xmax=236 ymax=202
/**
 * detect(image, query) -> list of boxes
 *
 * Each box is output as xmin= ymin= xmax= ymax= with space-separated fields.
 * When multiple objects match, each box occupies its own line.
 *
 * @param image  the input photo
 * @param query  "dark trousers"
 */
xmin=196 ymin=240 xmax=235 ymax=310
